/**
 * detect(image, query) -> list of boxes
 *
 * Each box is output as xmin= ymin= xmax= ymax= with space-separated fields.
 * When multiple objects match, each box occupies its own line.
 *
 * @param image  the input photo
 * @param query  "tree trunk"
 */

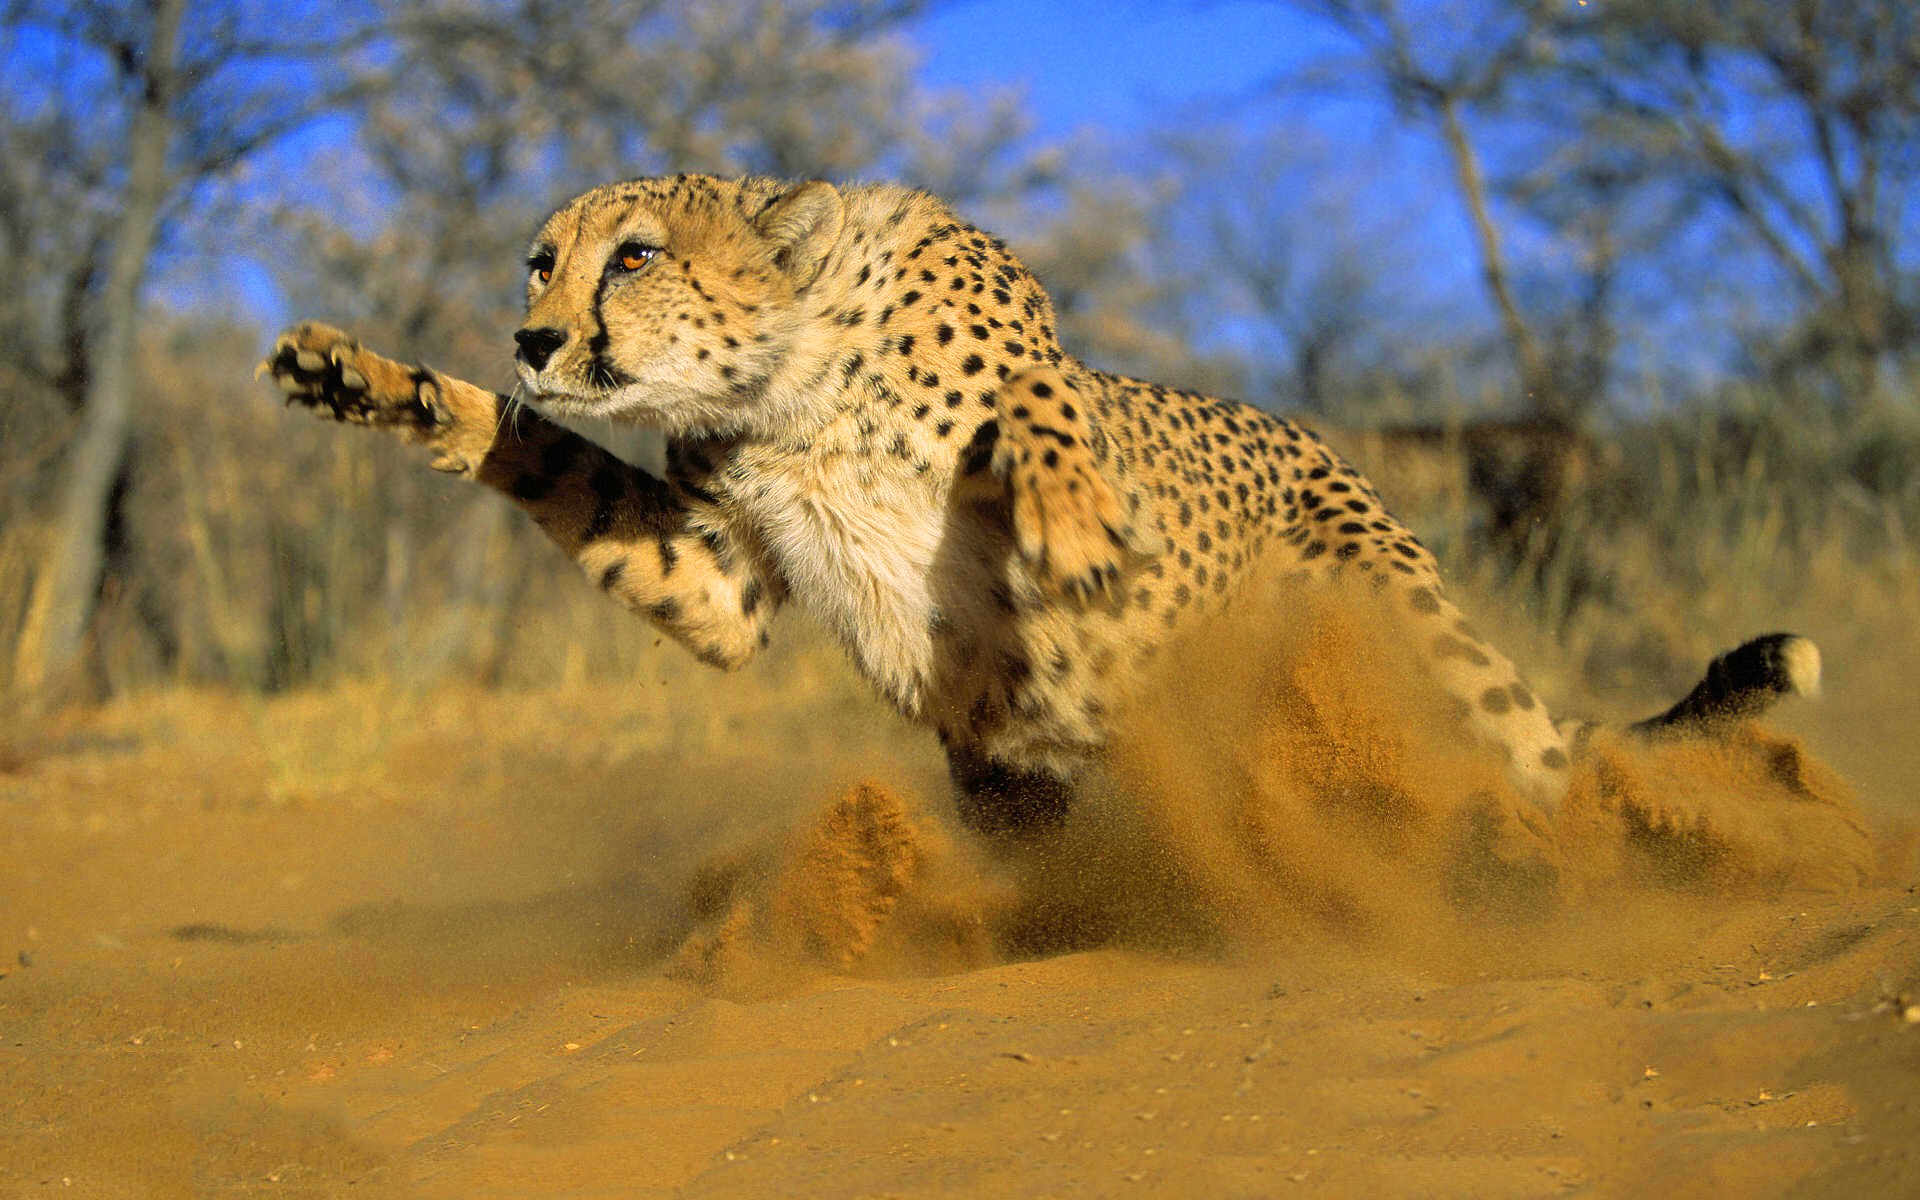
xmin=10 ymin=0 xmax=184 ymax=698
xmin=1435 ymin=92 xmax=1555 ymax=418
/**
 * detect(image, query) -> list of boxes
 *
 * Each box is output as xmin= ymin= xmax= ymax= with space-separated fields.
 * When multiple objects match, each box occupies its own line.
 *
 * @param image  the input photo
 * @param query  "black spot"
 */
xmin=961 ymin=354 xmax=985 ymax=376
xmin=597 ymin=559 xmax=627 ymax=591
xmin=961 ymin=420 xmax=999 ymax=475
xmin=1408 ymin=587 xmax=1440 ymax=615
xmin=1508 ymin=683 xmax=1535 ymax=710
xmin=741 ymin=578 xmax=764 ymax=615
xmin=1432 ymin=634 xmax=1493 ymax=668
xmin=1541 ymin=747 xmax=1569 ymax=770
xmin=1480 ymin=687 xmax=1512 ymax=714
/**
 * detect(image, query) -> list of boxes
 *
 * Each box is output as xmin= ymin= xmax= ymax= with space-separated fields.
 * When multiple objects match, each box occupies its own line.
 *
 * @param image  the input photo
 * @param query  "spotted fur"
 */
xmin=263 ymin=174 xmax=1819 ymax=838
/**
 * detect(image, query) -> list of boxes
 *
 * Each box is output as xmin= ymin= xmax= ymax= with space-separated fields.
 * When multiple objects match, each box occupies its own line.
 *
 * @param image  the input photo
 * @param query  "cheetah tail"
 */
xmin=1629 ymin=633 xmax=1822 ymax=738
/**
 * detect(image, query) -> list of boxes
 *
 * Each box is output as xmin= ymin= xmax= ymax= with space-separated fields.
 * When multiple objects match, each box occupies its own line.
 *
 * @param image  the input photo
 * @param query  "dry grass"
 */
xmin=1 ymin=317 xmax=1915 ymax=730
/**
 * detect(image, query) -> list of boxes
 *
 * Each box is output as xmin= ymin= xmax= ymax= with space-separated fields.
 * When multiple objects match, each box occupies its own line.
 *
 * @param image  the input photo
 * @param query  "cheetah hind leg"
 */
xmin=976 ymin=366 xmax=1163 ymax=602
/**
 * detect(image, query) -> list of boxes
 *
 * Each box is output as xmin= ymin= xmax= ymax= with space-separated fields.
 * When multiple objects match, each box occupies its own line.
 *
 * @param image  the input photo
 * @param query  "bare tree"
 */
xmin=1151 ymin=133 xmax=1395 ymax=414
xmin=5 ymin=0 xmax=375 ymax=698
xmin=1278 ymin=0 xmax=1565 ymax=416
xmin=9 ymin=0 xmax=186 ymax=697
xmin=1531 ymin=0 xmax=1920 ymax=399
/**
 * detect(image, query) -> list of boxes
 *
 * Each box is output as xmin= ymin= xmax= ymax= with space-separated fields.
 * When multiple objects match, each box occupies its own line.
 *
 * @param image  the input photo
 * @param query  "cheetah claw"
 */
xmin=259 ymin=321 xmax=432 ymax=429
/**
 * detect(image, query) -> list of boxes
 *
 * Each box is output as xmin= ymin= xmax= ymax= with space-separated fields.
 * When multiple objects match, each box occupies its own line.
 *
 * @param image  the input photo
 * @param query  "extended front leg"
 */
xmin=262 ymin=322 xmax=781 ymax=668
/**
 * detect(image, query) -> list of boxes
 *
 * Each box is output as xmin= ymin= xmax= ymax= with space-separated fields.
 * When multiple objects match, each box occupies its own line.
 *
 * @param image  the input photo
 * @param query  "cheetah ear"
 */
xmin=756 ymin=180 xmax=844 ymax=289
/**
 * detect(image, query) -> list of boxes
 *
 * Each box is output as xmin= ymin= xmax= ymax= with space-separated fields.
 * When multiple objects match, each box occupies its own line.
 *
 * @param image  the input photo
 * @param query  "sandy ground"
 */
xmin=3 ymin=604 xmax=1918 ymax=1198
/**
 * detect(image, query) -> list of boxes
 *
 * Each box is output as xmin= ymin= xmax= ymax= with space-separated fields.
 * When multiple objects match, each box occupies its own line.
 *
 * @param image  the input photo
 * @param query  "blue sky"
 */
xmin=896 ymin=0 xmax=1847 ymax=391
xmin=16 ymin=0 xmax=1834 ymax=395
xmin=906 ymin=0 xmax=1493 ymax=341
xmin=202 ymin=0 xmax=1492 ymax=346
xmin=911 ymin=0 xmax=1332 ymax=139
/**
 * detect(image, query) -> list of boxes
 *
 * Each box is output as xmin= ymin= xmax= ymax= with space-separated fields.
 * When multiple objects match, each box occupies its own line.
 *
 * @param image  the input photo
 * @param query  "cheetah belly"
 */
xmin=739 ymin=456 xmax=946 ymax=714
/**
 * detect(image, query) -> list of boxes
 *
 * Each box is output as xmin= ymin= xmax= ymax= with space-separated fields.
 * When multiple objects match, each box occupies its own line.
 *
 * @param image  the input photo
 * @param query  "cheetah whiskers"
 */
xmin=585 ymin=357 xmax=621 ymax=395
xmin=498 ymin=380 xmax=533 ymax=444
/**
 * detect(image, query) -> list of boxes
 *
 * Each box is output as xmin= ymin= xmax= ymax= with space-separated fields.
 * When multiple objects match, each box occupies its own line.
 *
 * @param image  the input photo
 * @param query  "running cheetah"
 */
xmin=261 ymin=174 xmax=1819 ymax=840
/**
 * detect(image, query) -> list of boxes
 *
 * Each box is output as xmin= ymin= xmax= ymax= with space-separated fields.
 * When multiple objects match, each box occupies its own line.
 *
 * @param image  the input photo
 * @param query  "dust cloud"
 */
xmin=670 ymin=572 xmax=1888 ymax=991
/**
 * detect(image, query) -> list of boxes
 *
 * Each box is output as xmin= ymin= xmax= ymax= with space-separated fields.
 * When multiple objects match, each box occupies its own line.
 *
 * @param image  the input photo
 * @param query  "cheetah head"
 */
xmin=514 ymin=175 xmax=845 ymax=436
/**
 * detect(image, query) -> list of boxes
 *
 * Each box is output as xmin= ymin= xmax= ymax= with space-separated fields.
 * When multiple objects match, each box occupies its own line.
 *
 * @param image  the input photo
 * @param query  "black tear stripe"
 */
xmin=587 ymin=282 xmax=637 ymax=388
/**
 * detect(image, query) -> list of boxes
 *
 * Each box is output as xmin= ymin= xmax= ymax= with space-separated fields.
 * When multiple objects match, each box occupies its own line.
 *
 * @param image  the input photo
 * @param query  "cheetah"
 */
xmin=261 ymin=174 xmax=1820 ymax=841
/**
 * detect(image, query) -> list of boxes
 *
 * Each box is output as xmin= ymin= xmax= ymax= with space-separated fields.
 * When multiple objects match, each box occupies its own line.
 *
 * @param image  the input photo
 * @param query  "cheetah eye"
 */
xmin=527 ymin=250 xmax=555 ymax=284
xmin=613 ymin=242 xmax=658 ymax=273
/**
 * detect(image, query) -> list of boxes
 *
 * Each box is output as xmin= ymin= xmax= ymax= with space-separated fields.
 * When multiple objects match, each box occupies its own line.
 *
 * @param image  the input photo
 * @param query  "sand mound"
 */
xmin=673 ymin=780 xmax=999 ymax=992
xmin=676 ymin=572 xmax=1882 ymax=985
xmin=1558 ymin=724 xmax=1872 ymax=894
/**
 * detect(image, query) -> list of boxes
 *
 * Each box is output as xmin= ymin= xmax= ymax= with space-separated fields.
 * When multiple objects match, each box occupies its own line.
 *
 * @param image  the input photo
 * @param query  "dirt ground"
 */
xmin=4 ymin=602 xmax=1918 ymax=1198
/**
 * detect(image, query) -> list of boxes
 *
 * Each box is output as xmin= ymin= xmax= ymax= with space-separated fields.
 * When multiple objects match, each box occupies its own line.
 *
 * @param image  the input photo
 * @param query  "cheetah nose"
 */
xmin=514 ymin=326 xmax=567 ymax=371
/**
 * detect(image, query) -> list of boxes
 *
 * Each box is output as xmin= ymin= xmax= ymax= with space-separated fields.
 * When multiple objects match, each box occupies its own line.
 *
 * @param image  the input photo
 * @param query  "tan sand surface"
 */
xmin=3 ymin=602 xmax=1917 ymax=1198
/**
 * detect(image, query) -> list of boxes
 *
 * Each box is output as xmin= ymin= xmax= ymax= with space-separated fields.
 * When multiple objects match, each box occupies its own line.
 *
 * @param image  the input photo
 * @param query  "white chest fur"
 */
xmin=729 ymin=448 xmax=947 ymax=712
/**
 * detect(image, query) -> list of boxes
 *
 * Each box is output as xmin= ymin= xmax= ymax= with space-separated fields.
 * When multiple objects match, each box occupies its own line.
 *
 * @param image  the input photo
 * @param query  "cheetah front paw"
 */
xmin=258 ymin=321 xmax=446 ymax=431
xmin=993 ymin=369 xmax=1163 ymax=602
